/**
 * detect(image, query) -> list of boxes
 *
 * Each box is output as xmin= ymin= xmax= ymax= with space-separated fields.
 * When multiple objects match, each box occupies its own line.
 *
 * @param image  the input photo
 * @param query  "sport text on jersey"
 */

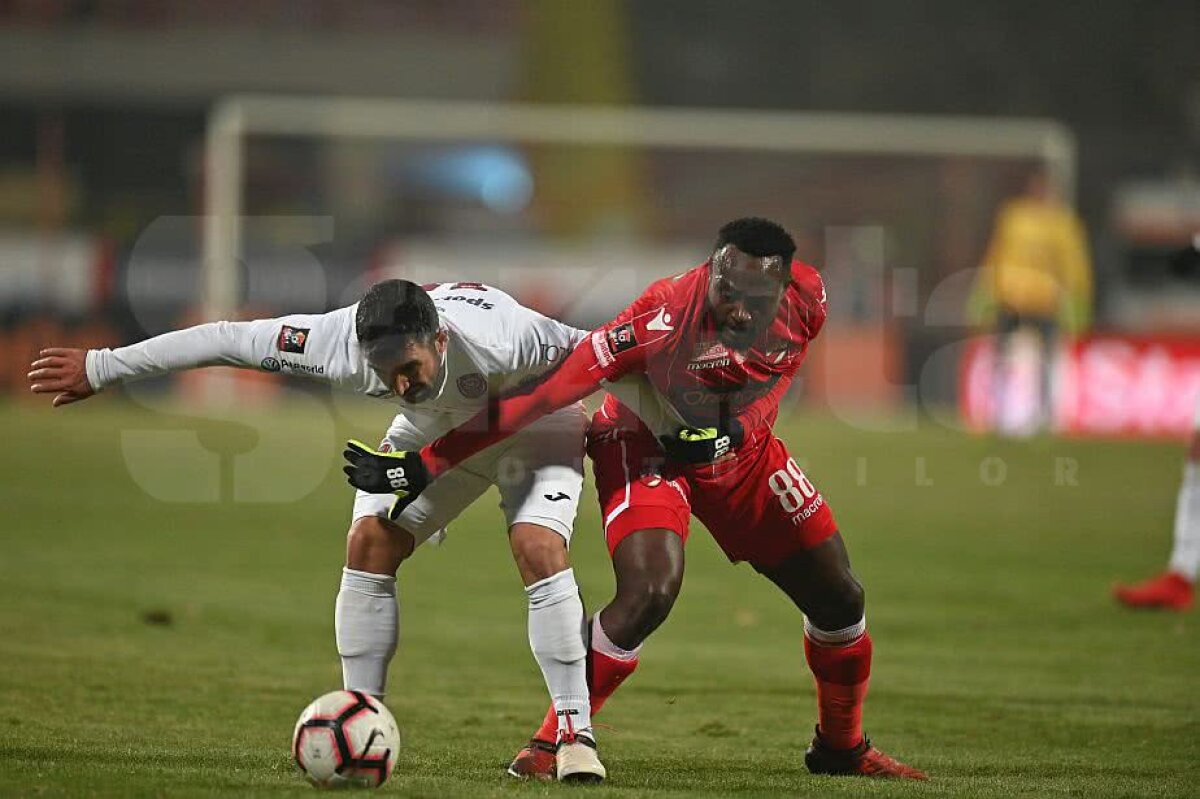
xmin=439 ymin=295 xmax=495 ymax=310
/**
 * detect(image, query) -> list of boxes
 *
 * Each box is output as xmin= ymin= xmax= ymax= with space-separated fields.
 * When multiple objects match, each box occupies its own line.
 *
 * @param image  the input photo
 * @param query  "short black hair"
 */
xmin=355 ymin=279 xmax=439 ymax=351
xmin=714 ymin=217 xmax=796 ymax=263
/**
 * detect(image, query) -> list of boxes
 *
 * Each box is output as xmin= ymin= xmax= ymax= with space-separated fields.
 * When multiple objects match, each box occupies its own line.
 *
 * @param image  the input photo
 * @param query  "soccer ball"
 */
xmin=292 ymin=690 xmax=400 ymax=788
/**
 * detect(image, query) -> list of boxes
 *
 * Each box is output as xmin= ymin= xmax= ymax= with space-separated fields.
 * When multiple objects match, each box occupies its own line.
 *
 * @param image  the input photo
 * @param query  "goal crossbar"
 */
xmin=204 ymin=95 xmax=1075 ymax=321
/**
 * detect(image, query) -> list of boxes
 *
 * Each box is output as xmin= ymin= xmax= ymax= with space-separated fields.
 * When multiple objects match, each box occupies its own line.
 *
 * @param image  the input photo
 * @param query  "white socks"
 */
xmin=335 ymin=568 xmax=398 ymax=697
xmin=591 ymin=613 xmax=641 ymax=661
xmin=334 ymin=564 xmax=592 ymax=737
xmin=804 ymin=615 xmax=867 ymax=645
xmin=1168 ymin=462 xmax=1200 ymax=581
xmin=526 ymin=568 xmax=592 ymax=739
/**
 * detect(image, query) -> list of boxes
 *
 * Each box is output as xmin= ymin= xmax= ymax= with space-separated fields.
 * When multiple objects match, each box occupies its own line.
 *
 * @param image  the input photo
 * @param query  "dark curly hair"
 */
xmin=714 ymin=217 xmax=796 ymax=262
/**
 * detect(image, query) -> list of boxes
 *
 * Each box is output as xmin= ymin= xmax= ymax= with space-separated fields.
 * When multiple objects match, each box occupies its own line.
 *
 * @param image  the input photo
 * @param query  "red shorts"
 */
xmin=587 ymin=412 xmax=838 ymax=569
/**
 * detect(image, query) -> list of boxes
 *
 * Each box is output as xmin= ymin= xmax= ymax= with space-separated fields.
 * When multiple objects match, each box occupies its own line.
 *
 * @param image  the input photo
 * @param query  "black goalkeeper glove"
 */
xmin=342 ymin=440 xmax=431 ymax=520
xmin=658 ymin=420 xmax=743 ymax=464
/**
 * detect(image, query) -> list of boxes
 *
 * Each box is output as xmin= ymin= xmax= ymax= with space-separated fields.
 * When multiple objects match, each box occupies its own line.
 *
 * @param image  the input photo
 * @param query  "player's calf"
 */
xmin=336 ymin=516 xmax=416 ymax=698
xmin=602 ymin=528 xmax=686 ymax=649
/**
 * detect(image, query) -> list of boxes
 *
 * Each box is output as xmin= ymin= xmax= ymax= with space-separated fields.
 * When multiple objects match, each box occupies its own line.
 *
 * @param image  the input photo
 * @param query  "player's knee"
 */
xmin=825 ymin=571 xmax=865 ymax=625
xmin=345 ymin=515 xmax=415 ymax=575
xmin=630 ymin=574 xmax=681 ymax=631
xmin=511 ymin=526 xmax=569 ymax=584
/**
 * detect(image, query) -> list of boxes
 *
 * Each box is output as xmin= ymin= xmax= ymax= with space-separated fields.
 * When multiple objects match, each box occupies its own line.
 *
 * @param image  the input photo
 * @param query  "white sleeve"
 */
xmin=84 ymin=306 xmax=382 ymax=395
xmin=501 ymin=306 xmax=591 ymax=389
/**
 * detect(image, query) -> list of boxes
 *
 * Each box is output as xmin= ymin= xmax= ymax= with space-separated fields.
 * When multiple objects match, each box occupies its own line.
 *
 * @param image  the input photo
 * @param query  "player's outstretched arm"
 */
xmin=58 ymin=309 xmax=364 ymax=400
xmin=27 ymin=348 xmax=95 ymax=407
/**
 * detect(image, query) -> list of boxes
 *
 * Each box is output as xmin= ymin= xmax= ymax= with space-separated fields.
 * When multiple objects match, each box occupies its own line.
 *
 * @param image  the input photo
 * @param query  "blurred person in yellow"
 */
xmin=968 ymin=169 xmax=1093 ymax=435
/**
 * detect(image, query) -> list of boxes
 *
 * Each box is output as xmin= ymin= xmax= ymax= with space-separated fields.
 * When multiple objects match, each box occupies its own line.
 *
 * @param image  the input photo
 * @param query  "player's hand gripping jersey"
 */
xmin=419 ymin=261 xmax=835 ymax=568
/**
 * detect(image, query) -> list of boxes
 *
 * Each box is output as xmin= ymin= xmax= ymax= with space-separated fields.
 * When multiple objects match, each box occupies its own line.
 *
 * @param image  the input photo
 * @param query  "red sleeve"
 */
xmin=420 ymin=338 xmax=604 ymax=478
xmin=734 ymin=370 xmax=795 ymax=434
xmin=420 ymin=280 xmax=677 ymax=478
xmin=590 ymin=287 xmax=676 ymax=382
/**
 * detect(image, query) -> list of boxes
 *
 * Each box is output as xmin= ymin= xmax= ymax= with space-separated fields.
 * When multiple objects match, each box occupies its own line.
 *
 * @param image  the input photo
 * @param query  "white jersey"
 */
xmin=87 ymin=282 xmax=591 ymax=544
xmin=86 ymin=281 xmax=589 ymax=441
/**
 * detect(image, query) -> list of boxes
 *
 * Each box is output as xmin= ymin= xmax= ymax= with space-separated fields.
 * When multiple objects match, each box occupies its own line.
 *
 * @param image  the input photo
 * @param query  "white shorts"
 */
xmin=351 ymin=406 xmax=587 ymax=547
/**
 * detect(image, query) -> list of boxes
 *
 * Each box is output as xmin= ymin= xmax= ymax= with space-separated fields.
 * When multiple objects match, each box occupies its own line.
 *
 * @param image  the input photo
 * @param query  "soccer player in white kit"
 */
xmin=27 ymin=279 xmax=606 ymax=781
xmin=1113 ymin=400 xmax=1200 ymax=611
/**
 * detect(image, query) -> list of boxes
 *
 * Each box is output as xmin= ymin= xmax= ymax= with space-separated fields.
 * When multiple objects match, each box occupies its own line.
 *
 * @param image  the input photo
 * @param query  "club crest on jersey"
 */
xmin=456 ymin=372 xmax=488 ymax=399
xmin=688 ymin=341 xmax=731 ymax=371
xmin=277 ymin=325 xmax=309 ymax=354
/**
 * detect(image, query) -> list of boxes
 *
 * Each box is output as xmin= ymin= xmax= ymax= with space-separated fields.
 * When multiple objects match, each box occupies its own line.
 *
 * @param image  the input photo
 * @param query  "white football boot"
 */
xmin=556 ymin=733 xmax=606 ymax=784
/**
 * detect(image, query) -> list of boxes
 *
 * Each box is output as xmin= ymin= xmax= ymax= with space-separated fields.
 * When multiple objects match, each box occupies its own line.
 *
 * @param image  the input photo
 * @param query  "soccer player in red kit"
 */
xmin=344 ymin=218 xmax=926 ymax=781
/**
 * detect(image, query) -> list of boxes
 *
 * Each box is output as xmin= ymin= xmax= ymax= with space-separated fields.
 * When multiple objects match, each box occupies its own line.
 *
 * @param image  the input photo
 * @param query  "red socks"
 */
xmin=534 ymin=617 xmax=640 ymax=742
xmin=803 ymin=629 xmax=872 ymax=750
xmin=530 ymin=617 xmax=873 ymax=751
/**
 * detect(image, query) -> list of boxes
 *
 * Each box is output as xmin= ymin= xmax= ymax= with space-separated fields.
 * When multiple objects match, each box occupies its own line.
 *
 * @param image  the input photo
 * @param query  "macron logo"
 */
xmin=646 ymin=307 xmax=674 ymax=331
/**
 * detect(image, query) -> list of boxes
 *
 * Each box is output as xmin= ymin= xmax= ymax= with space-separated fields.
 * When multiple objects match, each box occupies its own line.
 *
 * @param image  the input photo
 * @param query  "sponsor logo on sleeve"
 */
xmin=607 ymin=322 xmax=638 ymax=355
xmin=456 ymin=372 xmax=488 ymax=398
xmin=591 ymin=330 xmax=615 ymax=368
xmin=278 ymin=325 xmax=310 ymax=353
xmin=260 ymin=355 xmax=324 ymax=376
xmin=279 ymin=359 xmax=325 ymax=376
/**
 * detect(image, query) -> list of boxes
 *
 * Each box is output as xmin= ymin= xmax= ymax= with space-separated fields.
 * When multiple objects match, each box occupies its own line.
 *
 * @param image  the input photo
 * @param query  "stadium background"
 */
xmin=0 ymin=2 xmax=1197 ymax=797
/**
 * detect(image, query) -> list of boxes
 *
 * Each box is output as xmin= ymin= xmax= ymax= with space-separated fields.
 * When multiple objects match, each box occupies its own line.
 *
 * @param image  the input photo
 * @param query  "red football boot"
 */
xmin=1114 ymin=571 xmax=1194 ymax=611
xmin=506 ymin=738 xmax=557 ymax=781
xmin=805 ymin=728 xmax=927 ymax=780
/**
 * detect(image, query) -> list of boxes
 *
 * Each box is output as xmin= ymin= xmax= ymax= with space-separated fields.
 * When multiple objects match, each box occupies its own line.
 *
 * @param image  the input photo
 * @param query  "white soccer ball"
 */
xmin=292 ymin=690 xmax=401 ymax=788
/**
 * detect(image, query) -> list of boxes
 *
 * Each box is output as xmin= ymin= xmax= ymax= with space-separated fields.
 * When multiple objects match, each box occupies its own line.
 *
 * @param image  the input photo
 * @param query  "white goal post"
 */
xmin=203 ymin=96 xmax=1075 ymax=323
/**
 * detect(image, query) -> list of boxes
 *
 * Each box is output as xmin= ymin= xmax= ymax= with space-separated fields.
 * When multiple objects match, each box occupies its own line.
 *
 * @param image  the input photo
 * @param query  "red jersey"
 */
xmin=423 ymin=259 xmax=827 ymax=477
xmin=593 ymin=260 xmax=827 ymax=439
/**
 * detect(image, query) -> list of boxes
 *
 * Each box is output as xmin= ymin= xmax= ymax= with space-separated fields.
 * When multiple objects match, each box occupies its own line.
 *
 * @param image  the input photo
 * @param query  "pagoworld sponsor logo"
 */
xmin=278 ymin=359 xmax=325 ymax=376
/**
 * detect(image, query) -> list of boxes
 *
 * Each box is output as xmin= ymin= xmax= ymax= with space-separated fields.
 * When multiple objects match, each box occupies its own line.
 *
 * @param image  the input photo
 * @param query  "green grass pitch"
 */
xmin=0 ymin=397 xmax=1196 ymax=797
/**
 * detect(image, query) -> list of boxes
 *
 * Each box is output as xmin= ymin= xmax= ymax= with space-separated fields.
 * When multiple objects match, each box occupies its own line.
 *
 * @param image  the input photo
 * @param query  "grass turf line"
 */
xmin=0 ymin=399 xmax=1195 ymax=797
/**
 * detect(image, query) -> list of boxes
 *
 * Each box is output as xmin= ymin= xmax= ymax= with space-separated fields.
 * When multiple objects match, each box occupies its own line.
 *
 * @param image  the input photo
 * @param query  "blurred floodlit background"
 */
xmin=1 ymin=0 xmax=1198 ymax=435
